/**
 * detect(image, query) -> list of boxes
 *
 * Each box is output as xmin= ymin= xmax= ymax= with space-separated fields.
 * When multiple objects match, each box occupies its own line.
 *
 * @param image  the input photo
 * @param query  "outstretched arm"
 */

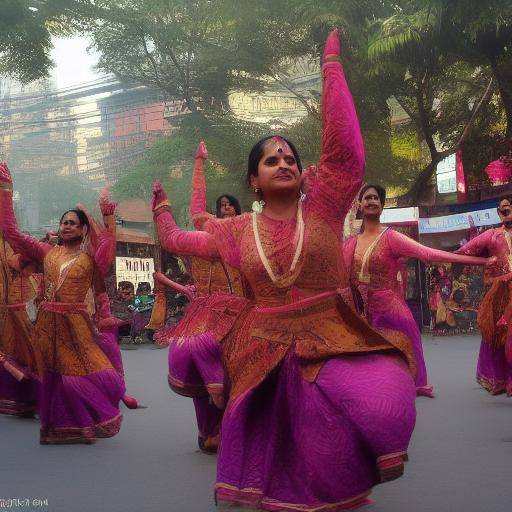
xmin=151 ymin=181 xmax=218 ymax=260
xmin=310 ymin=30 xmax=365 ymax=222
xmin=0 ymin=164 xmax=50 ymax=263
xmin=454 ymin=228 xmax=493 ymax=257
xmin=389 ymin=230 xmax=487 ymax=266
xmin=153 ymin=272 xmax=196 ymax=301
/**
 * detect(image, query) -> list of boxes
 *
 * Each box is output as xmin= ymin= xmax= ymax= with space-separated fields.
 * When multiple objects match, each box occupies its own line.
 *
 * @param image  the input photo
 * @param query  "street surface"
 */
xmin=1 ymin=335 xmax=511 ymax=512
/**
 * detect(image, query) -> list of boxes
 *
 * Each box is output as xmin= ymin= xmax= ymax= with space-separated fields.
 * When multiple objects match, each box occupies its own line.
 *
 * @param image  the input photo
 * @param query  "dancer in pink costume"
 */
xmin=343 ymin=184 xmax=488 ymax=398
xmin=0 ymin=165 xmax=125 ymax=444
xmin=150 ymin=31 xmax=419 ymax=511
xmin=153 ymin=141 xmax=247 ymax=452
xmin=455 ymin=195 xmax=512 ymax=395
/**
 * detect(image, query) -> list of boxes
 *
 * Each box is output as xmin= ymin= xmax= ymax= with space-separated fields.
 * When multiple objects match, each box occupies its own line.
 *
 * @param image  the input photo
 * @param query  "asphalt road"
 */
xmin=1 ymin=335 xmax=511 ymax=512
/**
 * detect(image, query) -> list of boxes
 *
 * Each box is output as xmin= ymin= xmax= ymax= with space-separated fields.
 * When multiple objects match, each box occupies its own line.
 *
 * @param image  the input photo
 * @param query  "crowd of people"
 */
xmin=1 ymin=31 xmax=512 ymax=511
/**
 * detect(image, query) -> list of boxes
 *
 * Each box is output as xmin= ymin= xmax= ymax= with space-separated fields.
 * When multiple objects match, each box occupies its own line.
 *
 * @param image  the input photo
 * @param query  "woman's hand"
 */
xmin=99 ymin=185 xmax=117 ymax=216
xmin=485 ymin=256 xmax=499 ymax=268
xmin=150 ymin=181 xmax=169 ymax=211
xmin=323 ymin=29 xmax=341 ymax=62
xmin=195 ymin=141 xmax=208 ymax=160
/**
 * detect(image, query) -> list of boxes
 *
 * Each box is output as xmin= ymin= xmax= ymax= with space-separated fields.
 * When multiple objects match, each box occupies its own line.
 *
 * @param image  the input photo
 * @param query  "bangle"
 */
xmin=322 ymin=55 xmax=340 ymax=67
xmin=153 ymin=204 xmax=171 ymax=218
xmin=0 ymin=183 xmax=13 ymax=191
xmin=153 ymin=200 xmax=170 ymax=211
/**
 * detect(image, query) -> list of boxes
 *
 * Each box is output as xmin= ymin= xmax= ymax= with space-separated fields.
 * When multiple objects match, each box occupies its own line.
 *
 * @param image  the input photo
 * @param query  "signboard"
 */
xmin=418 ymin=207 xmax=500 ymax=234
xmin=381 ymin=207 xmax=419 ymax=224
xmin=436 ymin=153 xmax=456 ymax=194
xmin=116 ymin=257 xmax=154 ymax=289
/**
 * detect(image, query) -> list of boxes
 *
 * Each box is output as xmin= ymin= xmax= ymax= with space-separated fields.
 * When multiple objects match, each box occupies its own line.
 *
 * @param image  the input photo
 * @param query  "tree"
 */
xmin=79 ymin=0 xmax=316 ymax=113
xmin=0 ymin=0 xmax=55 ymax=83
xmin=368 ymin=1 xmax=498 ymax=204
xmin=445 ymin=1 xmax=512 ymax=138
xmin=112 ymin=112 xmax=269 ymax=225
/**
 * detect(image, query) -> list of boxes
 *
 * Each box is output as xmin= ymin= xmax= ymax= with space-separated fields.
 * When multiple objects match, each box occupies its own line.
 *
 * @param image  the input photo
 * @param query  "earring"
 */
xmin=254 ymin=187 xmax=259 ymax=193
xmin=299 ymin=190 xmax=306 ymax=202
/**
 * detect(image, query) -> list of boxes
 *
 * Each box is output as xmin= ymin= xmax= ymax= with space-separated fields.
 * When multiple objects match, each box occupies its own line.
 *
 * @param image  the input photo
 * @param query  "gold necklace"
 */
xmin=252 ymin=201 xmax=305 ymax=284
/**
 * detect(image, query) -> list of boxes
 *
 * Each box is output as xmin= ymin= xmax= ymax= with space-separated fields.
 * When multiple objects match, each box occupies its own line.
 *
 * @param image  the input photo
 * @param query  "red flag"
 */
xmin=456 ymin=149 xmax=467 ymax=203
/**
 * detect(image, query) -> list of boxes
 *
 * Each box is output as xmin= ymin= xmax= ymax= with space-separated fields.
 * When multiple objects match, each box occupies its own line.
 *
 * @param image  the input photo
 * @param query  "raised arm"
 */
xmin=77 ymin=186 xmax=117 ymax=276
xmin=151 ymin=181 xmax=218 ymax=260
xmin=310 ymin=30 xmax=365 ymax=221
xmin=95 ymin=186 xmax=117 ymax=275
xmin=190 ymin=141 xmax=215 ymax=230
xmin=389 ymin=230 xmax=487 ymax=266
xmin=0 ymin=164 xmax=50 ymax=263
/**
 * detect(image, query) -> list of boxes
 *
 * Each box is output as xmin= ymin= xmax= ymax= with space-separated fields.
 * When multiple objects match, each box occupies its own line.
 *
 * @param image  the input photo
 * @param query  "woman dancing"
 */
xmin=343 ymin=184 xmax=488 ymax=398
xmin=0 ymin=233 xmax=40 ymax=417
xmin=151 ymin=31 xmax=418 ymax=511
xmin=455 ymin=195 xmax=512 ymax=395
xmin=153 ymin=141 xmax=247 ymax=452
xmin=0 ymin=166 xmax=125 ymax=444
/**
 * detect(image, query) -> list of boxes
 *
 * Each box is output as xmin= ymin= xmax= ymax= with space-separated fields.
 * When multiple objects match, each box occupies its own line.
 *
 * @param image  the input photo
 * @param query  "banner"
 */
xmin=116 ymin=257 xmax=154 ymax=289
xmin=418 ymin=207 xmax=500 ymax=234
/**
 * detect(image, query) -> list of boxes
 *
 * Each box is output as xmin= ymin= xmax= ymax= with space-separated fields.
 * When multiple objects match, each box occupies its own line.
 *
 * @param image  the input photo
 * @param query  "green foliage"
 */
xmin=0 ymin=1 xmax=54 ymax=83
xmin=112 ymin=112 xmax=270 ymax=224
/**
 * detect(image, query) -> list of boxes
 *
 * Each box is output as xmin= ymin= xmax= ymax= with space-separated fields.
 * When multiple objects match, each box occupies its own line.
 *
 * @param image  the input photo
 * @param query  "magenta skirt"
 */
xmin=216 ymin=352 xmax=416 ymax=511
xmin=38 ymin=331 xmax=125 ymax=444
xmin=168 ymin=332 xmax=225 ymax=441
xmin=476 ymin=341 xmax=512 ymax=395
xmin=0 ymin=367 xmax=38 ymax=417
xmin=366 ymin=289 xmax=433 ymax=397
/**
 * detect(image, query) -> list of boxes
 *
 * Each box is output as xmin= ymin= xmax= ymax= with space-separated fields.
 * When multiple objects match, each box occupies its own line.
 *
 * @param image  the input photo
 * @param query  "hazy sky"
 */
xmin=51 ymin=37 xmax=104 ymax=89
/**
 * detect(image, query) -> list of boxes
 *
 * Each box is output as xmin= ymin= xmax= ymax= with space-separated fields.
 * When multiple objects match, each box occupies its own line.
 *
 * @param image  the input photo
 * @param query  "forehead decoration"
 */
xmin=269 ymin=136 xmax=292 ymax=155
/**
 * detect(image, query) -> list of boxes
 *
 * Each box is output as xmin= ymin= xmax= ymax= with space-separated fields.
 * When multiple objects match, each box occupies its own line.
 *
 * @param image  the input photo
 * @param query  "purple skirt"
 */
xmin=168 ymin=332 xmax=224 ymax=398
xmin=0 ymin=367 xmax=38 ymax=417
xmin=476 ymin=341 xmax=512 ymax=395
xmin=39 ymin=368 xmax=125 ymax=444
xmin=38 ymin=331 xmax=125 ymax=444
xmin=168 ymin=332 xmax=224 ymax=441
xmin=216 ymin=352 xmax=416 ymax=511
xmin=367 ymin=290 xmax=433 ymax=397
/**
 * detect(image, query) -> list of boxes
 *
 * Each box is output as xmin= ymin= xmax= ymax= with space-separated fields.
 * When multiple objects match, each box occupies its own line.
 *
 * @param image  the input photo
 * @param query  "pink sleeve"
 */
xmin=203 ymin=215 xmax=249 ymax=270
xmin=454 ymin=229 xmax=493 ymax=257
xmin=308 ymin=32 xmax=365 ymax=223
xmin=154 ymin=206 xmax=218 ymax=260
xmin=94 ymin=228 xmax=116 ymax=276
xmin=189 ymin=156 xmax=208 ymax=223
xmin=0 ymin=190 xmax=50 ymax=263
xmin=389 ymin=230 xmax=486 ymax=265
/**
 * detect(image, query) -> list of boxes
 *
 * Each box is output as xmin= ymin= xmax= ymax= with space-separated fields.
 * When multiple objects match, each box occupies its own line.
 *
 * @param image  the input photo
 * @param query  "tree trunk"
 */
xmin=488 ymin=53 xmax=512 ymax=139
xmin=397 ymin=157 xmax=441 ymax=206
